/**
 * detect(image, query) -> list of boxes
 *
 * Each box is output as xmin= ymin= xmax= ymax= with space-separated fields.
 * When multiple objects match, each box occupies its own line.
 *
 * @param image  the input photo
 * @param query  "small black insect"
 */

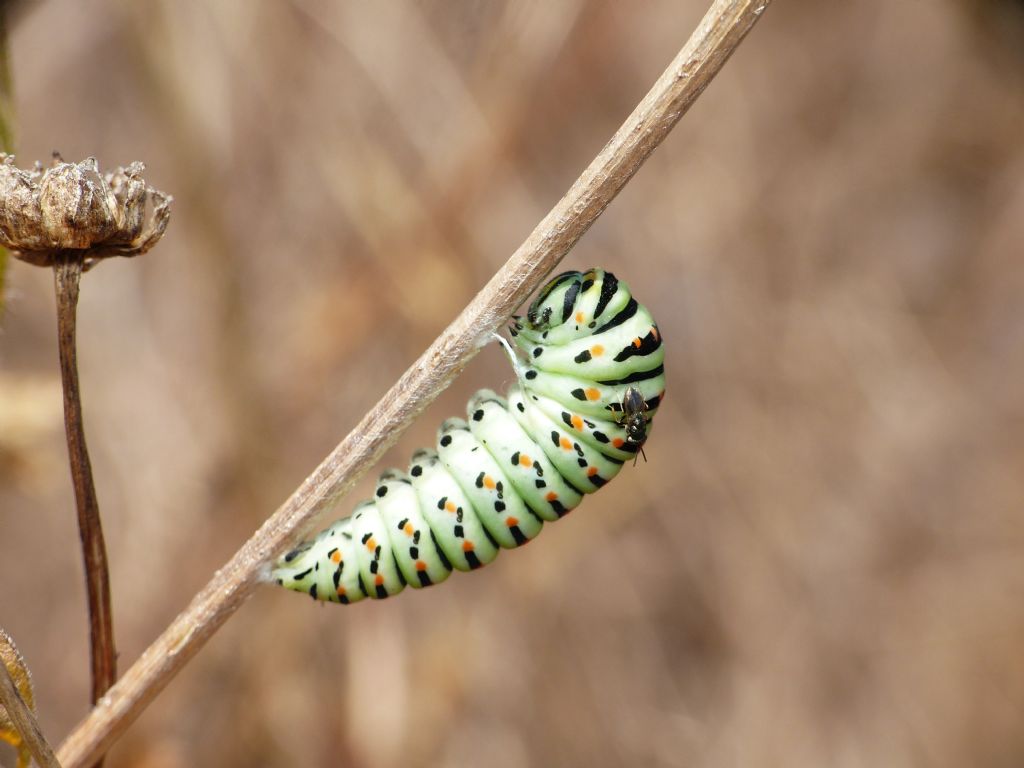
xmin=618 ymin=386 xmax=649 ymax=463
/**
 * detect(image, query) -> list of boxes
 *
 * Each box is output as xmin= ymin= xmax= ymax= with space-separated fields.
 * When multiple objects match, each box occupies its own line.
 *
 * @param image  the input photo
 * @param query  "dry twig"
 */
xmin=0 ymin=667 xmax=61 ymax=768
xmin=0 ymin=629 xmax=61 ymax=768
xmin=0 ymin=6 xmax=15 ymax=313
xmin=55 ymin=1 xmax=771 ymax=765
xmin=54 ymin=256 xmax=117 ymax=715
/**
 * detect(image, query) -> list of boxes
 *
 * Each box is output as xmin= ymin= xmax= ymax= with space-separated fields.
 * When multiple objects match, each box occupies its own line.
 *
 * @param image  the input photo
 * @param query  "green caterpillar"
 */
xmin=272 ymin=268 xmax=665 ymax=604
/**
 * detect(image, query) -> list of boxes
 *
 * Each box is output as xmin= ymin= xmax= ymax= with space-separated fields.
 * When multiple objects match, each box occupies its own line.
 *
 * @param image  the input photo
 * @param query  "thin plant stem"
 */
xmin=56 ymin=2 xmax=770 ymax=766
xmin=0 ymin=4 xmax=15 ymax=313
xmin=54 ymin=256 xmax=117 ymax=747
xmin=0 ymin=662 xmax=62 ymax=768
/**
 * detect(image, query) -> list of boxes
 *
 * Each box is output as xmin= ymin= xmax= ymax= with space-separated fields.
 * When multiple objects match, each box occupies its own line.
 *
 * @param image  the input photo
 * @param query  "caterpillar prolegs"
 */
xmin=272 ymin=268 xmax=665 ymax=604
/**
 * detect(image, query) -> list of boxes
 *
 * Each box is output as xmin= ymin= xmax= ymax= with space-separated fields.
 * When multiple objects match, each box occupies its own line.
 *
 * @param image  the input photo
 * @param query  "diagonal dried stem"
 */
xmin=56 ymin=2 xmax=771 ymax=765
xmin=0 ymin=661 xmax=62 ymax=768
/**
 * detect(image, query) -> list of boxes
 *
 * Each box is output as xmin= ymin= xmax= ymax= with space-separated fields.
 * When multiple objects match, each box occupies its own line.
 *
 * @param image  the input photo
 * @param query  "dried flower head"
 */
xmin=0 ymin=153 xmax=171 ymax=269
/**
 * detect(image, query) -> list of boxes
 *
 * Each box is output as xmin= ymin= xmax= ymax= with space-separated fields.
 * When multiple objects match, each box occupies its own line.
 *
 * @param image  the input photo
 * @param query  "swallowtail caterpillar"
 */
xmin=272 ymin=268 xmax=664 ymax=604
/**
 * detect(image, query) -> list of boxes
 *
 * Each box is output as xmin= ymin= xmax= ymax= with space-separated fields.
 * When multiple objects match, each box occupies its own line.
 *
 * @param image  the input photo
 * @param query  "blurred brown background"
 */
xmin=1 ymin=1 xmax=1023 ymax=766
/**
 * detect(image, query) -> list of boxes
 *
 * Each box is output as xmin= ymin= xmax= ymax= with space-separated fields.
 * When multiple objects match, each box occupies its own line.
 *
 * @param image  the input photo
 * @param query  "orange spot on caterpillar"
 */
xmin=330 ymin=551 xmax=342 ymax=563
xmin=652 ymin=326 xmax=660 ymax=340
xmin=585 ymin=388 xmax=600 ymax=401
xmin=483 ymin=475 xmax=496 ymax=490
xmin=365 ymin=537 xmax=377 ymax=552
xmin=633 ymin=337 xmax=642 ymax=348
xmin=462 ymin=540 xmax=475 ymax=552
xmin=559 ymin=436 xmax=573 ymax=451
xmin=445 ymin=500 xmax=457 ymax=512
xmin=545 ymin=492 xmax=558 ymax=502
xmin=403 ymin=522 xmax=414 ymax=535
xmin=416 ymin=561 xmax=427 ymax=571
xmin=575 ymin=311 xmax=584 ymax=323
xmin=612 ymin=437 xmax=625 ymax=448
xmin=590 ymin=344 xmax=604 ymax=356
xmin=337 ymin=586 xmax=346 ymax=596
xmin=570 ymin=415 xmax=583 ymax=430
xmin=519 ymin=454 xmax=533 ymax=467
xmin=506 ymin=517 xmax=519 ymax=527
xmin=375 ymin=575 xmax=384 ymax=586
xmin=587 ymin=467 xmax=599 ymax=477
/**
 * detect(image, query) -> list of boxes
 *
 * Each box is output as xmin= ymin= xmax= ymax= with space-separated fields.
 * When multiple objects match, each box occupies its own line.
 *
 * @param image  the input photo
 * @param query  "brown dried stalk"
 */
xmin=54 ymin=255 xmax=117 ymax=714
xmin=0 ymin=155 xmax=170 ymax=767
xmin=55 ymin=1 xmax=770 ymax=765
xmin=0 ymin=5 xmax=13 ymax=313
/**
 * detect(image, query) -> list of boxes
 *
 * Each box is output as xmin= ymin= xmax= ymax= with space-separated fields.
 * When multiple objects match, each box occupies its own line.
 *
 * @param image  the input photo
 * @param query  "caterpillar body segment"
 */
xmin=511 ymin=363 xmax=665 ymax=423
xmin=518 ymin=390 xmax=637 ymax=462
xmin=437 ymin=415 xmax=544 ymax=549
xmin=512 ymin=305 xmax=660 ymax=380
xmin=509 ymin=386 xmax=628 ymax=491
xmin=272 ymin=268 xmax=665 ymax=605
xmin=373 ymin=472 xmax=451 ymax=589
xmin=407 ymin=450 xmax=499 ymax=572
xmin=467 ymin=390 xmax=581 ymax=519
xmin=351 ymin=499 xmax=407 ymax=598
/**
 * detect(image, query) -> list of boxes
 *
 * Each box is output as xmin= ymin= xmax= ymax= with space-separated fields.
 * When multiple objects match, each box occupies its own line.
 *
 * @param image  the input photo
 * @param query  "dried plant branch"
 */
xmin=0 ymin=6 xmax=14 ymax=313
xmin=0 ymin=654 xmax=61 ymax=768
xmin=56 ymin=1 xmax=770 ymax=765
xmin=54 ymin=256 xmax=118 ymax=720
xmin=0 ymin=154 xmax=170 ymax=765
xmin=0 ymin=12 xmax=12 ymax=158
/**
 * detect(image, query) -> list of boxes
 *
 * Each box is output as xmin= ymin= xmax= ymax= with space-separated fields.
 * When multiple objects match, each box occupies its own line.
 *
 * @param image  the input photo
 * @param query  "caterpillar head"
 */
xmin=512 ymin=268 xmax=626 ymax=346
xmin=525 ymin=270 xmax=590 ymax=331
